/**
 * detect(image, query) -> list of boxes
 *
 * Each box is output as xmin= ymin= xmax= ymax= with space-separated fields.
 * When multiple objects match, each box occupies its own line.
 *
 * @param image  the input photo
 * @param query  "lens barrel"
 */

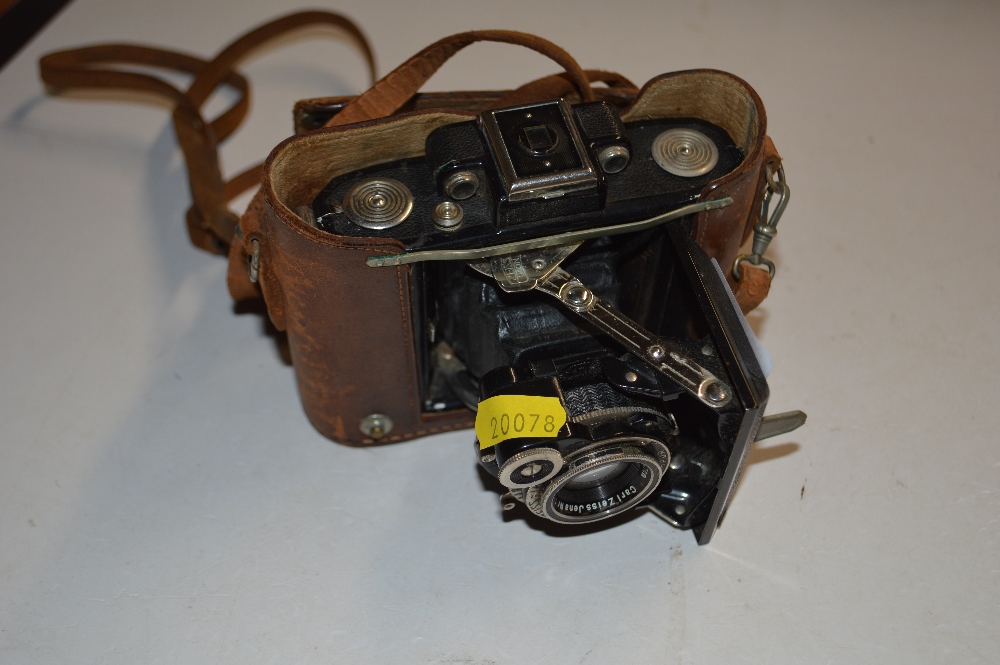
xmin=525 ymin=437 xmax=669 ymax=524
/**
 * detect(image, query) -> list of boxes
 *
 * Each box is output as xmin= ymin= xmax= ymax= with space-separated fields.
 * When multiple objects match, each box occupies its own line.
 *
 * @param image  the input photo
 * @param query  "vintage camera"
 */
xmin=38 ymin=17 xmax=803 ymax=544
xmin=307 ymin=97 xmax=800 ymax=543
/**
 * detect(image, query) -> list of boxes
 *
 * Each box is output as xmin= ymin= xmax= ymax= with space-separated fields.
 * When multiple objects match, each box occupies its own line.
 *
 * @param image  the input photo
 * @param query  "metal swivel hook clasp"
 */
xmin=733 ymin=164 xmax=789 ymax=280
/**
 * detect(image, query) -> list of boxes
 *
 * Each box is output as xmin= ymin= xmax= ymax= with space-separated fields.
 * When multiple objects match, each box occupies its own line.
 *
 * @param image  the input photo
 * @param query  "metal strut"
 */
xmin=467 ymin=244 xmax=732 ymax=410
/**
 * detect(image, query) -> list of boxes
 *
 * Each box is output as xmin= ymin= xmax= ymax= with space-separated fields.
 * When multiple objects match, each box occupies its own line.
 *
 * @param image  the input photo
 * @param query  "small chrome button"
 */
xmin=432 ymin=201 xmax=464 ymax=231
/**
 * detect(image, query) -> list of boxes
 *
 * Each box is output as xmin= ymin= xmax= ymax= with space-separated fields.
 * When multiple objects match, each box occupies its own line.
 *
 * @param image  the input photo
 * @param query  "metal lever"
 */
xmin=535 ymin=267 xmax=731 ymax=408
xmin=468 ymin=248 xmax=733 ymax=409
xmin=754 ymin=410 xmax=807 ymax=441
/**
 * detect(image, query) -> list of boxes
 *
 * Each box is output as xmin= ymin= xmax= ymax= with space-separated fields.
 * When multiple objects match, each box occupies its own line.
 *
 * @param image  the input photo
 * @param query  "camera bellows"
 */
xmin=651 ymin=128 xmax=719 ymax=177
xmin=343 ymin=178 xmax=413 ymax=230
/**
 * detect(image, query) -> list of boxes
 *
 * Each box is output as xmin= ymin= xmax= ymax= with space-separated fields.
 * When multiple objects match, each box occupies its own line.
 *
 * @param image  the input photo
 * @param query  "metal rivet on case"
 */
xmin=359 ymin=413 xmax=393 ymax=439
xmin=343 ymin=178 xmax=413 ymax=230
xmin=248 ymin=239 xmax=260 ymax=283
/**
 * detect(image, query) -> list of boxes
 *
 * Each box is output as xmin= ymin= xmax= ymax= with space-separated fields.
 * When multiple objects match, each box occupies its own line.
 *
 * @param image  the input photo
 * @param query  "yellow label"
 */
xmin=475 ymin=395 xmax=567 ymax=449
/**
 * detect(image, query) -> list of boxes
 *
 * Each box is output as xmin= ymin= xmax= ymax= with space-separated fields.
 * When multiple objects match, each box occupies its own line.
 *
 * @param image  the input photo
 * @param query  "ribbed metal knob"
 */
xmin=343 ymin=178 xmax=413 ymax=230
xmin=651 ymin=128 xmax=719 ymax=177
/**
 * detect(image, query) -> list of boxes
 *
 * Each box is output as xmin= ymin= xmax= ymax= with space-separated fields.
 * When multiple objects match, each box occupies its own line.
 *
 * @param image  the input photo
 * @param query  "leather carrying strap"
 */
xmin=734 ymin=264 xmax=771 ymax=314
xmin=490 ymin=70 xmax=637 ymax=109
xmin=326 ymin=30 xmax=594 ymax=127
xmin=39 ymin=11 xmax=376 ymax=254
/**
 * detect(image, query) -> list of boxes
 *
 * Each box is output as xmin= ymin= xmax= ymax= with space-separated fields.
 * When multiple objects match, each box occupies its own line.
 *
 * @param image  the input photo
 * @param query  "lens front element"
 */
xmin=526 ymin=437 xmax=669 ymax=524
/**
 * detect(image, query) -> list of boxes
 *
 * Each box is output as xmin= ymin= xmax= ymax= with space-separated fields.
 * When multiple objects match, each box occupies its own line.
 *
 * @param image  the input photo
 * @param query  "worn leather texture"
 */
xmin=292 ymin=71 xmax=640 ymax=135
xmin=325 ymin=30 xmax=595 ymax=127
xmin=39 ymin=11 xmax=376 ymax=254
xmin=733 ymin=265 xmax=772 ymax=314
xmin=39 ymin=15 xmax=782 ymax=446
xmin=241 ymin=111 xmax=479 ymax=444
xmin=244 ymin=68 xmax=780 ymax=445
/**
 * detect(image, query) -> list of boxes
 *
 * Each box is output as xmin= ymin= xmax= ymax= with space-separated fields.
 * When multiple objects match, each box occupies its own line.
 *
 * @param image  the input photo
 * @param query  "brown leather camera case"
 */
xmin=39 ymin=14 xmax=780 ymax=446
xmin=238 ymin=71 xmax=779 ymax=445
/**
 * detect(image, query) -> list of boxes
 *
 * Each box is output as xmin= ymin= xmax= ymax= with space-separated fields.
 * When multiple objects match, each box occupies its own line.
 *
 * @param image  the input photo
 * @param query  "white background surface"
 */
xmin=1 ymin=1 xmax=998 ymax=663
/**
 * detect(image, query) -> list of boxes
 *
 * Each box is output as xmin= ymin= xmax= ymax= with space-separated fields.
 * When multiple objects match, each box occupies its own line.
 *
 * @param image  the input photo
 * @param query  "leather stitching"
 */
xmin=354 ymin=418 xmax=474 ymax=445
xmin=395 ymin=265 xmax=417 ymax=422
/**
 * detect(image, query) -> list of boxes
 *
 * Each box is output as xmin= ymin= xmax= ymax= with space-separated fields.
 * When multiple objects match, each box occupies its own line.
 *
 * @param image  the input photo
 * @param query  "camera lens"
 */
xmin=526 ymin=437 xmax=668 ymax=525
xmin=562 ymin=460 xmax=627 ymax=490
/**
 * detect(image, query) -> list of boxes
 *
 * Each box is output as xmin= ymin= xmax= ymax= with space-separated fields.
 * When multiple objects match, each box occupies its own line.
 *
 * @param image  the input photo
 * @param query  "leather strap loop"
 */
xmin=327 ymin=30 xmax=594 ymax=127
xmin=489 ymin=69 xmax=638 ymax=109
xmin=733 ymin=264 xmax=771 ymax=314
xmin=39 ymin=11 xmax=376 ymax=254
